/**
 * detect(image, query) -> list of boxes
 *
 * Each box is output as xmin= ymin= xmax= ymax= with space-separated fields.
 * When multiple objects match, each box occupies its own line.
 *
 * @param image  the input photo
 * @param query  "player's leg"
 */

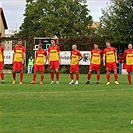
xmin=0 ymin=63 xmax=4 ymax=83
xmin=19 ymin=70 xmax=24 ymax=84
xmin=55 ymin=61 xmax=60 ymax=84
xmin=106 ymin=70 xmax=110 ymax=85
xmin=40 ymin=72 xmax=44 ymax=84
xmin=50 ymin=69 xmax=54 ymax=84
xmin=30 ymin=65 xmax=37 ymax=84
xmin=127 ymin=72 xmax=131 ymax=85
xmin=96 ymin=71 xmax=100 ymax=84
xmin=40 ymin=65 xmax=45 ymax=84
xmin=69 ymin=65 xmax=74 ymax=84
xmin=113 ymin=63 xmax=119 ymax=84
xmin=114 ymin=70 xmax=119 ymax=84
xmin=19 ymin=62 xmax=24 ymax=84
xmin=50 ymin=61 xmax=54 ymax=84
xmin=74 ymin=65 xmax=79 ymax=85
xmin=12 ymin=62 xmax=17 ymax=84
xmin=55 ymin=68 xmax=59 ymax=84
xmin=127 ymin=65 xmax=131 ymax=84
xmin=86 ymin=70 xmax=92 ymax=84
xmin=96 ymin=65 xmax=100 ymax=84
xmin=86 ymin=64 xmax=93 ymax=84
xmin=106 ymin=63 xmax=111 ymax=85
xmin=75 ymin=72 xmax=79 ymax=85
xmin=12 ymin=70 xmax=16 ymax=84
xmin=1 ymin=70 xmax=4 ymax=83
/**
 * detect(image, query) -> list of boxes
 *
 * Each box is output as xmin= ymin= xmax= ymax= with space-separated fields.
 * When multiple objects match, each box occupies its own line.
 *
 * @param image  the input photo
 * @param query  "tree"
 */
xmin=98 ymin=0 xmax=133 ymax=44
xmin=18 ymin=0 xmax=93 ymax=38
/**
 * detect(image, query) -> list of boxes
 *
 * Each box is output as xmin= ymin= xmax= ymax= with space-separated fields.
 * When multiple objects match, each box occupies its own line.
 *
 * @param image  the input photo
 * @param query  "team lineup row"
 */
xmin=0 ymin=39 xmax=133 ymax=85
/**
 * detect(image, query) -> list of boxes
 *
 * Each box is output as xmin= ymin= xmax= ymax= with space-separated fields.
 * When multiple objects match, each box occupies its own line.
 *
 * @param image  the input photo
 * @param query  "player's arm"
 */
xmin=48 ymin=52 xmax=50 ymax=65
xmin=89 ymin=51 xmax=92 ymax=63
xmin=123 ymin=51 xmax=126 ymax=63
xmin=103 ymin=54 xmax=106 ymax=66
xmin=100 ymin=51 xmax=103 ymax=64
xmin=47 ymin=47 xmax=50 ymax=65
xmin=44 ymin=52 xmax=48 ymax=65
xmin=79 ymin=53 xmax=83 ymax=62
xmin=115 ymin=50 xmax=118 ymax=63
xmin=22 ymin=52 xmax=26 ymax=64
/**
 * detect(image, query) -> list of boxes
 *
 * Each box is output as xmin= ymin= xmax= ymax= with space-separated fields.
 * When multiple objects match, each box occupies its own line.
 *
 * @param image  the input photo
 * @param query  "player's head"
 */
xmin=106 ymin=40 xmax=111 ymax=47
xmin=30 ymin=56 xmax=33 ymax=59
xmin=72 ymin=44 xmax=77 ymax=50
xmin=94 ymin=44 xmax=99 ymax=49
xmin=38 ymin=43 xmax=42 ymax=50
xmin=128 ymin=44 xmax=132 ymax=50
xmin=51 ymin=39 xmax=56 ymax=45
xmin=18 ymin=39 xmax=22 ymax=46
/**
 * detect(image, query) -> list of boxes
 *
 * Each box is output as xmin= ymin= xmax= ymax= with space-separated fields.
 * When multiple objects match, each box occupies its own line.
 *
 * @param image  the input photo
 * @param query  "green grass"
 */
xmin=0 ymin=73 xmax=133 ymax=133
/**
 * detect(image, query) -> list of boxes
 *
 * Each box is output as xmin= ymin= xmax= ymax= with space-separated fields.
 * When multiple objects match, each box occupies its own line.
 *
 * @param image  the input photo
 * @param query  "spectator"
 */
xmin=28 ymin=56 xmax=34 ymax=74
xmin=118 ymin=52 xmax=124 ymax=74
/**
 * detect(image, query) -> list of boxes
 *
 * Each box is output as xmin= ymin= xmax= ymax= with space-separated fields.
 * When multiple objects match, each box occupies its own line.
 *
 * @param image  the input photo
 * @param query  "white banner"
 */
xmin=4 ymin=51 xmax=13 ymax=64
xmin=3 ymin=50 xmax=91 ymax=65
xmin=60 ymin=51 xmax=91 ymax=65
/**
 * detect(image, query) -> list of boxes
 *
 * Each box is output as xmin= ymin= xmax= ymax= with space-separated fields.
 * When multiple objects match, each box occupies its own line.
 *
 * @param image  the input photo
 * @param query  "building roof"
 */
xmin=91 ymin=21 xmax=100 ymax=28
xmin=0 ymin=8 xmax=8 ymax=29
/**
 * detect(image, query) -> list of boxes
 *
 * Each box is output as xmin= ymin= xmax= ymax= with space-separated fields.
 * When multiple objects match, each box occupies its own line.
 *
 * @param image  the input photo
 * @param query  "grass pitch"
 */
xmin=0 ymin=73 xmax=133 ymax=133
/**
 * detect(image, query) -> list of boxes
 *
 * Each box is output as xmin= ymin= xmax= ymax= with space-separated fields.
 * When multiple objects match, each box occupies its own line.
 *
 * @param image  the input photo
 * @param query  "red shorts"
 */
xmin=34 ymin=64 xmax=44 ymax=72
xmin=13 ymin=62 xmax=23 ymax=71
xmin=126 ymin=65 xmax=133 ymax=73
xmin=106 ymin=62 xmax=117 ymax=71
xmin=89 ymin=64 xmax=100 ymax=71
xmin=50 ymin=61 xmax=59 ymax=69
xmin=70 ymin=64 xmax=79 ymax=73
xmin=0 ymin=62 xmax=3 ymax=70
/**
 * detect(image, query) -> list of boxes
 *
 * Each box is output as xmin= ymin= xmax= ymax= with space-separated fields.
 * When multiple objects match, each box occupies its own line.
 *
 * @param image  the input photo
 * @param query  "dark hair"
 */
xmin=38 ymin=43 xmax=42 ymax=47
xmin=51 ymin=39 xmax=56 ymax=43
xmin=106 ymin=40 xmax=111 ymax=43
xmin=18 ymin=39 xmax=22 ymax=42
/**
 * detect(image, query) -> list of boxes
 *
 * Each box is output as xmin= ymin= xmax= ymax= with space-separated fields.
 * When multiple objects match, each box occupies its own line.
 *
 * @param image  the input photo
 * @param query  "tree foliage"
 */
xmin=99 ymin=0 xmax=133 ymax=44
xmin=19 ymin=0 xmax=93 ymax=38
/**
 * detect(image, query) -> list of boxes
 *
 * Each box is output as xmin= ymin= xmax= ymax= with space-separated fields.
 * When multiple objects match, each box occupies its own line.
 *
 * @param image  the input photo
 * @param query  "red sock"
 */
xmin=40 ymin=75 xmax=44 ymax=82
xmin=114 ymin=73 xmax=118 ymax=81
xmin=33 ymin=73 xmax=37 ymax=81
xmin=51 ymin=72 xmax=54 ymax=81
xmin=106 ymin=74 xmax=110 ymax=82
xmin=128 ymin=73 xmax=131 ymax=83
xmin=1 ymin=73 xmax=4 ymax=80
xmin=12 ymin=71 xmax=16 ymax=80
xmin=70 ymin=73 xmax=73 ymax=80
xmin=76 ymin=73 xmax=79 ymax=80
xmin=88 ymin=73 xmax=91 ymax=80
xmin=56 ymin=72 xmax=59 ymax=81
xmin=97 ymin=74 xmax=100 ymax=81
xmin=20 ymin=72 xmax=23 ymax=82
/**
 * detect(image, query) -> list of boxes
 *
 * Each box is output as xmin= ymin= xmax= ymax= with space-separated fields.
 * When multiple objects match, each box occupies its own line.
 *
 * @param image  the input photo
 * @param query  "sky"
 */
xmin=0 ymin=0 xmax=110 ymax=30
